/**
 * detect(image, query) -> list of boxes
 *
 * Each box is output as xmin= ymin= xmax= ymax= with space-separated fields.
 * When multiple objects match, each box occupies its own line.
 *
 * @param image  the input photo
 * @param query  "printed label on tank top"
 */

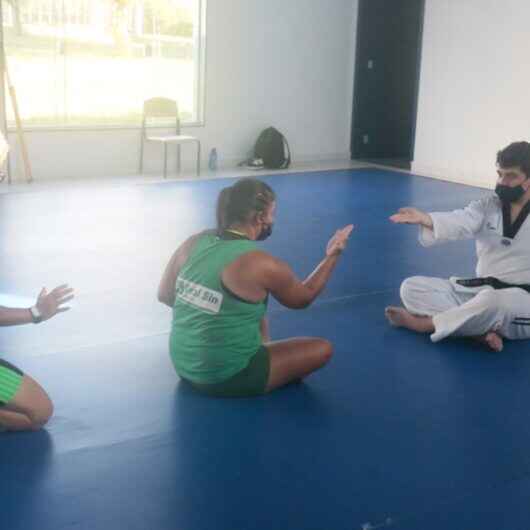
xmin=175 ymin=277 xmax=223 ymax=314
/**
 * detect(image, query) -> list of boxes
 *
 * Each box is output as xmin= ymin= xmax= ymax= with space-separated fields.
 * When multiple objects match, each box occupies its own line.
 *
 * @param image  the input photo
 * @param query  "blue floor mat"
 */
xmin=2 ymin=168 xmax=529 ymax=530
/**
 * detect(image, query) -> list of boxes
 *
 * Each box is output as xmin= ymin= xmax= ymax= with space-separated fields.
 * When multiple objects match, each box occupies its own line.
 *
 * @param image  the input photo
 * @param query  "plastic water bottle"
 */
xmin=208 ymin=148 xmax=218 ymax=171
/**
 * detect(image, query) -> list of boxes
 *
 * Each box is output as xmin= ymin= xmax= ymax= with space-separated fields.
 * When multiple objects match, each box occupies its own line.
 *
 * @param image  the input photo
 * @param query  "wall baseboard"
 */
xmin=411 ymin=163 xmax=494 ymax=190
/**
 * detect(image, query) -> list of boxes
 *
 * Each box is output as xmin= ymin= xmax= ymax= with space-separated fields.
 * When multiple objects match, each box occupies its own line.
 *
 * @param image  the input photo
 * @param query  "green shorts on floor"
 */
xmin=188 ymin=346 xmax=270 ymax=398
xmin=0 ymin=358 xmax=24 ymax=406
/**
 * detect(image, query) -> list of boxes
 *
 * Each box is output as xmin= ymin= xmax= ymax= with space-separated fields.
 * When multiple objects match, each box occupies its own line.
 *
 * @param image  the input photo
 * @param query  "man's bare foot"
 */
xmin=474 ymin=331 xmax=504 ymax=352
xmin=385 ymin=306 xmax=435 ymax=333
xmin=385 ymin=306 xmax=411 ymax=328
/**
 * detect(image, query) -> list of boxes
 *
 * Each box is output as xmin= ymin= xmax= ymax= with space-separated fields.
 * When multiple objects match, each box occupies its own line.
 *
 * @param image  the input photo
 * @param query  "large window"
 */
xmin=1 ymin=0 xmax=206 ymax=128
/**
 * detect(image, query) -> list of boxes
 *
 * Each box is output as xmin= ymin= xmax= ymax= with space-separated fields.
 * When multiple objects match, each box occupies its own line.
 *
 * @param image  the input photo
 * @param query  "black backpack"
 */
xmin=253 ymin=127 xmax=291 ymax=169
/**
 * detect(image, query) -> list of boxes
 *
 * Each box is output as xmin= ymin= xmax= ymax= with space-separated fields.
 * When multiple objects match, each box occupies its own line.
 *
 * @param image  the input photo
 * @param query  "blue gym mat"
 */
xmin=1 ymin=168 xmax=530 ymax=530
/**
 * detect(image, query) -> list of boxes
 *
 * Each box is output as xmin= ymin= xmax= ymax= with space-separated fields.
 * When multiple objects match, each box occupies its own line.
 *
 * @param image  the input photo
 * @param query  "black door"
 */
xmin=351 ymin=0 xmax=425 ymax=169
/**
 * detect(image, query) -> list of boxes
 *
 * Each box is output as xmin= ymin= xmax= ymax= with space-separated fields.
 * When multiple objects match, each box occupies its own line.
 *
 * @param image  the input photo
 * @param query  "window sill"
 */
xmin=6 ymin=121 xmax=206 ymax=133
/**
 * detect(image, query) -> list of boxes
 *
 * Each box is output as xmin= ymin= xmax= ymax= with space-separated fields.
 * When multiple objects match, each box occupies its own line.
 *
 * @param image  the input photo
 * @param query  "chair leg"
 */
xmin=164 ymin=143 xmax=167 ymax=179
xmin=176 ymin=145 xmax=181 ymax=175
xmin=196 ymin=141 xmax=201 ymax=177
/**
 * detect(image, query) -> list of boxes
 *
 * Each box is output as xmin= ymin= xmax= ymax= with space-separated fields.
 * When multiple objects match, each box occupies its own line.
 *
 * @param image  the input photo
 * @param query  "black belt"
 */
xmin=456 ymin=277 xmax=530 ymax=293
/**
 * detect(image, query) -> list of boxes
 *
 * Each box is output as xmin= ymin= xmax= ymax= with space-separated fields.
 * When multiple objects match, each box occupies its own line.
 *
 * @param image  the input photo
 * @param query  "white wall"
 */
xmin=5 ymin=0 xmax=358 ymax=181
xmin=412 ymin=0 xmax=530 ymax=189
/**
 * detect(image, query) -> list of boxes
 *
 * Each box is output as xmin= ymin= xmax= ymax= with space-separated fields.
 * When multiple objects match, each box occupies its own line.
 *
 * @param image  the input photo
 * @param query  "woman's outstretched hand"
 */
xmin=326 ymin=225 xmax=354 ymax=257
xmin=35 ymin=284 xmax=75 ymax=321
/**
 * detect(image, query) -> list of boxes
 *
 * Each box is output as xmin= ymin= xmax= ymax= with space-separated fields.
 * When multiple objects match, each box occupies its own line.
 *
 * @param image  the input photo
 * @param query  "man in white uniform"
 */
xmin=386 ymin=141 xmax=530 ymax=352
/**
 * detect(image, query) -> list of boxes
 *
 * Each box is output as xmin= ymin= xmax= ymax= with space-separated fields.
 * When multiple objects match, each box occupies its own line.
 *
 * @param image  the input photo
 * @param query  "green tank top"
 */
xmin=170 ymin=233 xmax=267 ymax=384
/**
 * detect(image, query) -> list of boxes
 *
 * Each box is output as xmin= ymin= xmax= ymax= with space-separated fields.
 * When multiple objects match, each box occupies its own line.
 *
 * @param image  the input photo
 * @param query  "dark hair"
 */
xmin=216 ymin=178 xmax=276 ymax=233
xmin=497 ymin=141 xmax=530 ymax=178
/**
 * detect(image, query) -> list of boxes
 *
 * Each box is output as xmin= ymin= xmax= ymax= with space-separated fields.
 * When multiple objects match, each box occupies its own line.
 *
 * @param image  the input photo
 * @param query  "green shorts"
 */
xmin=188 ymin=346 xmax=270 ymax=398
xmin=0 ymin=358 xmax=24 ymax=406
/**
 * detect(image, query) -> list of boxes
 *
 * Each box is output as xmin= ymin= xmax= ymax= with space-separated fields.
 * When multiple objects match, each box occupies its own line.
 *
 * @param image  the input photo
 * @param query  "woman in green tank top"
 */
xmin=158 ymin=178 xmax=353 ymax=397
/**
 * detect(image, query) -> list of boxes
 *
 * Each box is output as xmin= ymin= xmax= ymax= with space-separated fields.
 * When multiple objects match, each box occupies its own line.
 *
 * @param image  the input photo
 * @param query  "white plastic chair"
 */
xmin=139 ymin=97 xmax=201 ymax=178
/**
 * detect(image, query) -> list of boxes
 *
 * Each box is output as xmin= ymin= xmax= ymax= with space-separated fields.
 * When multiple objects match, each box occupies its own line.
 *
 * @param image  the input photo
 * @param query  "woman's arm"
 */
xmin=0 ymin=306 xmax=33 ymax=326
xmin=0 ymin=285 xmax=74 ymax=326
xmin=262 ymin=254 xmax=341 ymax=309
xmin=259 ymin=225 xmax=353 ymax=309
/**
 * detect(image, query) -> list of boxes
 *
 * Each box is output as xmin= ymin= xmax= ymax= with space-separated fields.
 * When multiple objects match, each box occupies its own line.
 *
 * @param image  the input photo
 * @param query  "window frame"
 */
xmin=3 ymin=0 xmax=208 ymax=133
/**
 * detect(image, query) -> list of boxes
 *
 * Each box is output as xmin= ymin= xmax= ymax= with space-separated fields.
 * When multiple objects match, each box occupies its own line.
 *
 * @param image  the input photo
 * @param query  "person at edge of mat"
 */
xmin=158 ymin=178 xmax=353 ymax=397
xmin=386 ymin=141 xmax=530 ymax=353
xmin=0 ymin=285 xmax=74 ymax=431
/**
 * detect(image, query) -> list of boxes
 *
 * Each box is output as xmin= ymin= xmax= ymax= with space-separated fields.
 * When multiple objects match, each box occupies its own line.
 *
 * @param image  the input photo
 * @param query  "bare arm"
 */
xmin=262 ymin=254 xmax=340 ymax=309
xmin=0 ymin=284 xmax=74 ymax=326
xmin=158 ymin=230 xmax=214 ymax=307
xmin=0 ymin=306 xmax=32 ymax=326
xmin=260 ymin=225 xmax=354 ymax=309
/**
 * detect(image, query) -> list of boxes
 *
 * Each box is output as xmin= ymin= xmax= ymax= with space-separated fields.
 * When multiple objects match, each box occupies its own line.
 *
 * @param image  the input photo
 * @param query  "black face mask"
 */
xmin=495 ymin=183 xmax=526 ymax=204
xmin=257 ymin=223 xmax=273 ymax=241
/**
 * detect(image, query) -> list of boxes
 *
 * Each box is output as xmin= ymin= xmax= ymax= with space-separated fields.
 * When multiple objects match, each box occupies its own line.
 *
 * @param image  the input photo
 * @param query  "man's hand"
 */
xmin=36 ymin=284 xmax=74 ymax=322
xmin=326 ymin=225 xmax=354 ymax=257
xmin=389 ymin=207 xmax=433 ymax=229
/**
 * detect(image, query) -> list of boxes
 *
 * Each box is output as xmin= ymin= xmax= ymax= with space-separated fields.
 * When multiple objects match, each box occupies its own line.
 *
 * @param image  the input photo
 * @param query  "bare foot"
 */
xmin=385 ymin=306 xmax=411 ymax=328
xmin=385 ymin=306 xmax=435 ymax=333
xmin=475 ymin=331 xmax=504 ymax=352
